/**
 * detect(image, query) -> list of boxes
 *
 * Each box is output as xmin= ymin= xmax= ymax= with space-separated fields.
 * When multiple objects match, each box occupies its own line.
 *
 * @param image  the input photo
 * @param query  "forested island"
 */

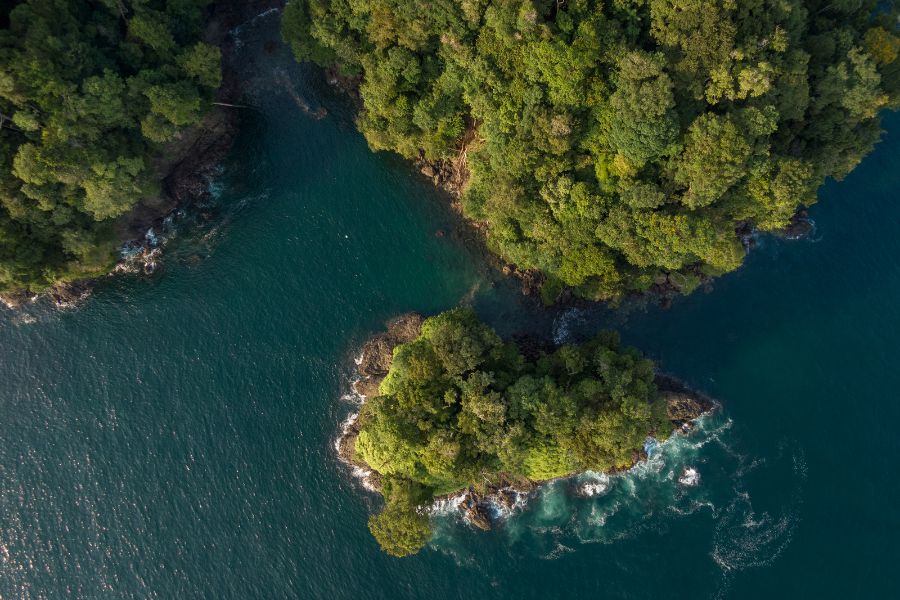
xmin=284 ymin=0 xmax=900 ymax=301
xmin=339 ymin=310 xmax=712 ymax=557
xmin=0 ymin=0 xmax=233 ymax=298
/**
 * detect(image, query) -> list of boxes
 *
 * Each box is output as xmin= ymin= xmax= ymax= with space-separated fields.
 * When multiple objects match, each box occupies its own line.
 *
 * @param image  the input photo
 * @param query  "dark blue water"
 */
xmin=1 ymin=12 xmax=898 ymax=598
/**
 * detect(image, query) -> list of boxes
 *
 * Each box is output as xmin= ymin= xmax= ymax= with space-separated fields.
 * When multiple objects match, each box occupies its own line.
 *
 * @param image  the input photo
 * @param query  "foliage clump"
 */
xmin=353 ymin=308 xmax=668 ymax=556
xmin=0 ymin=0 xmax=222 ymax=292
xmin=284 ymin=0 xmax=900 ymax=300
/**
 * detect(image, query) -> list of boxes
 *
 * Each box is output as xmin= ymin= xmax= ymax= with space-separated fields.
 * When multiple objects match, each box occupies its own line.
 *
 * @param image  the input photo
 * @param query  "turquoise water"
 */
xmin=2 ymin=12 xmax=899 ymax=598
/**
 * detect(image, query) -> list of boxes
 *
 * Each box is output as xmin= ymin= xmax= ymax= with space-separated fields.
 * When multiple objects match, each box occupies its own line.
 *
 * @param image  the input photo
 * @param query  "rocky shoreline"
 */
xmin=336 ymin=313 xmax=717 ymax=531
xmin=0 ymin=0 xmax=284 ymax=311
xmin=324 ymin=66 xmax=815 ymax=307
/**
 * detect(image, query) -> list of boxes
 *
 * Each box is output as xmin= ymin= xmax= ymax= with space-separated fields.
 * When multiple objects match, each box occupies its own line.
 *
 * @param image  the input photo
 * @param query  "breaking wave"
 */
xmin=429 ymin=411 xmax=807 ymax=586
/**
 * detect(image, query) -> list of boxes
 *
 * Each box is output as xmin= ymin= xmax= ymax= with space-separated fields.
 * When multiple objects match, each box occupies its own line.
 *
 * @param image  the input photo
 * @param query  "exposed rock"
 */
xmin=460 ymin=490 xmax=493 ymax=531
xmin=664 ymin=393 xmax=705 ymax=424
xmin=336 ymin=419 xmax=359 ymax=465
xmin=571 ymin=473 xmax=611 ymax=498
xmin=411 ymin=120 xmax=476 ymax=199
xmin=736 ymin=220 xmax=756 ymax=250
xmin=655 ymin=373 xmax=717 ymax=429
xmin=48 ymin=282 xmax=92 ymax=309
xmin=0 ymin=289 xmax=36 ymax=310
xmin=357 ymin=336 xmax=396 ymax=379
xmin=656 ymin=374 xmax=716 ymax=430
xmin=357 ymin=313 xmax=424 ymax=380
xmin=351 ymin=377 xmax=382 ymax=400
xmin=499 ymin=264 xmax=544 ymax=297
xmin=782 ymin=208 xmax=813 ymax=240
xmin=495 ymin=489 xmax=519 ymax=512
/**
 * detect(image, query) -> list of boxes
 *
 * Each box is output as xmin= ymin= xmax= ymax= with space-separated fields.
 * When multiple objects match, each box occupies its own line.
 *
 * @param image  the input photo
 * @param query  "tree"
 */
xmin=608 ymin=51 xmax=681 ymax=165
xmin=368 ymin=507 xmax=432 ymax=557
xmin=0 ymin=0 xmax=222 ymax=292
xmin=674 ymin=113 xmax=753 ymax=210
xmin=352 ymin=309 xmax=667 ymax=556
xmin=283 ymin=0 xmax=900 ymax=301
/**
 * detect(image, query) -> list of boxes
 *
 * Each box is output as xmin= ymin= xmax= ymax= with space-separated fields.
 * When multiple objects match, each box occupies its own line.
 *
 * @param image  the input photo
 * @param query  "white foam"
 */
xmin=350 ymin=465 xmax=379 ymax=492
xmin=678 ymin=467 xmax=701 ymax=486
xmin=578 ymin=472 xmax=611 ymax=497
xmin=334 ymin=412 xmax=359 ymax=453
xmin=431 ymin=493 xmax=466 ymax=515
xmin=230 ymin=7 xmax=281 ymax=49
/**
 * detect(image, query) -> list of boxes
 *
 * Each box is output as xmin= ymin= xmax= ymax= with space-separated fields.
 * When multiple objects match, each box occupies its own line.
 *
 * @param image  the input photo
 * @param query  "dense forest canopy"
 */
xmin=353 ymin=309 xmax=669 ymax=556
xmin=284 ymin=0 xmax=900 ymax=301
xmin=0 ymin=0 xmax=221 ymax=292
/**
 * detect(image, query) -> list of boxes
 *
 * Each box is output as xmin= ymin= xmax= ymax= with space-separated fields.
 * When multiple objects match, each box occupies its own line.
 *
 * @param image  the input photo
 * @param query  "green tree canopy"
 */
xmin=284 ymin=0 xmax=900 ymax=301
xmin=352 ymin=309 xmax=670 ymax=556
xmin=0 ymin=0 xmax=222 ymax=292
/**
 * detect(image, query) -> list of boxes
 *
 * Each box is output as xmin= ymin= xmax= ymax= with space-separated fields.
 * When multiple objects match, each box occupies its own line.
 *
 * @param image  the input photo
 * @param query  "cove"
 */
xmin=0 ymin=11 xmax=899 ymax=599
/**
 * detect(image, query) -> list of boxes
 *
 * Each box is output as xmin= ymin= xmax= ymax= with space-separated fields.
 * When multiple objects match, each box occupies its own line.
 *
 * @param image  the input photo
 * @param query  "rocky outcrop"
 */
xmin=655 ymin=373 xmax=717 ymax=431
xmin=500 ymin=264 xmax=545 ymax=298
xmin=0 ymin=289 xmax=37 ymax=310
xmin=412 ymin=121 xmax=476 ymax=199
xmin=781 ymin=208 xmax=814 ymax=240
xmin=2 ymin=282 xmax=94 ymax=310
xmin=47 ymin=282 xmax=93 ymax=309
xmin=415 ymin=155 xmax=469 ymax=198
xmin=352 ymin=313 xmax=424 ymax=398
xmin=665 ymin=394 xmax=708 ymax=427
xmin=460 ymin=490 xmax=493 ymax=531
xmin=456 ymin=485 xmax=531 ymax=531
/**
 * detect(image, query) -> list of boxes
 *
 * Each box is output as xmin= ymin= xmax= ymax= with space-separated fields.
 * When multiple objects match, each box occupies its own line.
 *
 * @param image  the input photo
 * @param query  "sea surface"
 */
xmin=1 ymin=12 xmax=899 ymax=599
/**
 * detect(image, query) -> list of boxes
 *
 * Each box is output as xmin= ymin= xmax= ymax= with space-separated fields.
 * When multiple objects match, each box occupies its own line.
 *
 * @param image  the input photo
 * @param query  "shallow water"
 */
xmin=1 ymin=11 xmax=899 ymax=598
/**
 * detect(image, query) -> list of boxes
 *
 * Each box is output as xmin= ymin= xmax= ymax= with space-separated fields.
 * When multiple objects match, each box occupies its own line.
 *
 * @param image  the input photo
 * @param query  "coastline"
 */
xmin=0 ymin=0 xmax=285 ymax=310
xmin=334 ymin=313 xmax=717 ymax=531
xmin=316 ymin=72 xmax=815 ymax=308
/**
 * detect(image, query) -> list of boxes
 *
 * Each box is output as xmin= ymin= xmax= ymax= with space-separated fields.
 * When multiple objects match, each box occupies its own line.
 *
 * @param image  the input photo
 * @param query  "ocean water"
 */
xmin=1 ymin=11 xmax=899 ymax=598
